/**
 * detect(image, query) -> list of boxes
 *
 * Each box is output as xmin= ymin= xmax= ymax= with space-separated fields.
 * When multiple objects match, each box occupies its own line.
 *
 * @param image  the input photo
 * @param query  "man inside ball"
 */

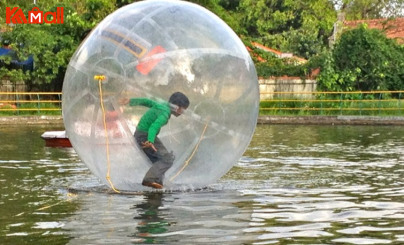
xmin=119 ymin=92 xmax=190 ymax=189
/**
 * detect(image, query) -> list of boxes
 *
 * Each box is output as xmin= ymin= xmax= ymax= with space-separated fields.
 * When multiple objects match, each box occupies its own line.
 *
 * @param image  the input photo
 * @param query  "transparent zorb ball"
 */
xmin=62 ymin=0 xmax=259 ymax=190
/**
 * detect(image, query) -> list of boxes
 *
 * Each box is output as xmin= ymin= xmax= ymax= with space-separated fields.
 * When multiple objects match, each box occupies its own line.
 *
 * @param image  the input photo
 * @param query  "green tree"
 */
xmin=239 ymin=0 xmax=336 ymax=58
xmin=188 ymin=0 xmax=244 ymax=34
xmin=333 ymin=0 xmax=404 ymax=19
xmin=0 ymin=0 xmax=115 ymax=91
xmin=318 ymin=25 xmax=404 ymax=91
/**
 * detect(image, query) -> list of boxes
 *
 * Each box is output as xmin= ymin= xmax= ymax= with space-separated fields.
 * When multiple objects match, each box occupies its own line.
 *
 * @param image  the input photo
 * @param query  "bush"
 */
xmin=317 ymin=25 xmax=404 ymax=92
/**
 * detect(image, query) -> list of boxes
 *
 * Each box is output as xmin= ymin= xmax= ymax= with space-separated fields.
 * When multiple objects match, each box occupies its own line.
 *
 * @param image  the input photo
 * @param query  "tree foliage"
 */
xmin=333 ymin=0 xmax=404 ymax=19
xmin=0 ymin=0 xmax=113 ymax=91
xmin=239 ymin=0 xmax=336 ymax=59
xmin=1 ymin=0 xmax=403 ymax=93
xmin=188 ymin=0 xmax=244 ymax=34
xmin=317 ymin=25 xmax=404 ymax=91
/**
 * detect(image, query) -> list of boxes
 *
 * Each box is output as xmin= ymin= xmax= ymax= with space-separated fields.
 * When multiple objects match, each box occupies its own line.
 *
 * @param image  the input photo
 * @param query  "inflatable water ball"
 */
xmin=62 ymin=0 xmax=259 ymax=191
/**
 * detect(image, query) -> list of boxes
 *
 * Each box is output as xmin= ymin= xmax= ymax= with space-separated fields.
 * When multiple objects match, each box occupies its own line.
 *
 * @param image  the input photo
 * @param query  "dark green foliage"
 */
xmin=0 ymin=0 xmax=113 ymax=91
xmin=1 ymin=0 xmax=403 ymax=94
xmin=318 ymin=25 xmax=404 ymax=92
xmin=239 ymin=0 xmax=336 ymax=59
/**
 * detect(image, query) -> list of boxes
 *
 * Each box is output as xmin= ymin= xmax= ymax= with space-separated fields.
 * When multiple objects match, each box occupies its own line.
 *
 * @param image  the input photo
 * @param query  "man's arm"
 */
xmin=129 ymin=98 xmax=156 ymax=108
xmin=118 ymin=97 xmax=156 ymax=107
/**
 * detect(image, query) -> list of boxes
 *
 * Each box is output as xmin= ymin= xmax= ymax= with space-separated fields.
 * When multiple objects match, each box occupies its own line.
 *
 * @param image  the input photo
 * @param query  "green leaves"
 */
xmin=239 ymin=0 xmax=336 ymax=59
xmin=338 ymin=0 xmax=404 ymax=19
xmin=1 ymin=0 xmax=108 ymax=90
xmin=318 ymin=25 xmax=404 ymax=92
xmin=1 ymin=0 xmax=402 ymax=93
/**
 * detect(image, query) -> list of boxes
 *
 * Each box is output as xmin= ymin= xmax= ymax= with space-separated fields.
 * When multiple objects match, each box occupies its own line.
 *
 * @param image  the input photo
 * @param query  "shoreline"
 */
xmin=1 ymin=115 xmax=404 ymax=126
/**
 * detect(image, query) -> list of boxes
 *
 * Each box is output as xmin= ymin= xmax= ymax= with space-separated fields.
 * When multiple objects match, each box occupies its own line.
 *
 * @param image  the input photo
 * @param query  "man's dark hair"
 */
xmin=169 ymin=92 xmax=190 ymax=108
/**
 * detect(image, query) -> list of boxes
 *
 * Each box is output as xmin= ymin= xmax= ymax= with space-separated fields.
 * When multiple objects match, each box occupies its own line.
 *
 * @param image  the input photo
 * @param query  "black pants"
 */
xmin=134 ymin=130 xmax=174 ymax=185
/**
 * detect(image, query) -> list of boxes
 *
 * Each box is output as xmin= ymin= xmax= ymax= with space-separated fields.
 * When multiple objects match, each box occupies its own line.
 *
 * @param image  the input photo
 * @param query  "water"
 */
xmin=0 ymin=124 xmax=403 ymax=244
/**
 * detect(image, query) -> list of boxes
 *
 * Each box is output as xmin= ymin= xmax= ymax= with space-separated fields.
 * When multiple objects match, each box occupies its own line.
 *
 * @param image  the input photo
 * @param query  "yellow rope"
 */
xmin=37 ymin=193 xmax=77 ymax=211
xmin=170 ymin=121 xmax=209 ymax=181
xmin=95 ymin=75 xmax=120 ymax=193
xmin=16 ymin=193 xmax=78 ymax=217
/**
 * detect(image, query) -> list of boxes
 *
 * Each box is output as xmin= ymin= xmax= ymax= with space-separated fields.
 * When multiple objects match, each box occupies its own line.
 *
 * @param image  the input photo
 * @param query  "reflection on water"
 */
xmin=134 ymin=193 xmax=167 ymax=242
xmin=0 ymin=124 xmax=403 ymax=244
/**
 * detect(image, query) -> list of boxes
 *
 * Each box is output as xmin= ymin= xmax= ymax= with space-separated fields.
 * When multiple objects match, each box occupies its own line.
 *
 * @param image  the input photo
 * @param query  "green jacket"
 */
xmin=129 ymin=98 xmax=171 ymax=143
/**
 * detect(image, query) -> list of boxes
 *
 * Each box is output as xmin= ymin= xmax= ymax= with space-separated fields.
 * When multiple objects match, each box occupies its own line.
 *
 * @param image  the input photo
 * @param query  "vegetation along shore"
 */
xmin=1 ymin=115 xmax=404 ymax=126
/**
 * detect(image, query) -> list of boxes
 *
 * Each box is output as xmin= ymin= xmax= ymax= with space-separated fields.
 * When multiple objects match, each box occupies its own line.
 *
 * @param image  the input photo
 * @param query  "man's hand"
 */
xmin=141 ymin=141 xmax=157 ymax=152
xmin=118 ymin=98 xmax=130 ymax=105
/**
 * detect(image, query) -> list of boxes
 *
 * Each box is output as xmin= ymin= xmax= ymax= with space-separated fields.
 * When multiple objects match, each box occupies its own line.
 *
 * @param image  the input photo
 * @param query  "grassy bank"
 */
xmin=260 ymin=100 xmax=403 ymax=116
xmin=260 ymin=92 xmax=404 ymax=117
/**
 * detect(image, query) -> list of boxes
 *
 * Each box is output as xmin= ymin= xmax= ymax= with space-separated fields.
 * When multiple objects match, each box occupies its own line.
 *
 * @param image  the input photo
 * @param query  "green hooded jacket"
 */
xmin=129 ymin=98 xmax=171 ymax=143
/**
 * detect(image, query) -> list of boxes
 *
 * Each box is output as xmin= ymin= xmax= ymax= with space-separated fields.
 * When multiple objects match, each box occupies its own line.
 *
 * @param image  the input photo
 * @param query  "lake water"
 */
xmin=0 ymin=124 xmax=403 ymax=244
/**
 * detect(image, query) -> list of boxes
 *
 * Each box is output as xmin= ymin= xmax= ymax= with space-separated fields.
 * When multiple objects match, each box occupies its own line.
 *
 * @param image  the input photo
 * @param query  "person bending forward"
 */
xmin=120 ymin=92 xmax=190 ymax=189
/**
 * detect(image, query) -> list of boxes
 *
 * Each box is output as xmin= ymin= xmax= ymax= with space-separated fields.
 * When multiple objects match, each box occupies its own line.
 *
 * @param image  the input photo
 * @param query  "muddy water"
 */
xmin=0 ymin=125 xmax=403 ymax=244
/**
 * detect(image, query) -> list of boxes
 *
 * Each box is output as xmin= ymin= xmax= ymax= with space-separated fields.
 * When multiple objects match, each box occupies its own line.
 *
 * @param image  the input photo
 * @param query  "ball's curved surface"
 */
xmin=62 ymin=0 xmax=259 ymax=190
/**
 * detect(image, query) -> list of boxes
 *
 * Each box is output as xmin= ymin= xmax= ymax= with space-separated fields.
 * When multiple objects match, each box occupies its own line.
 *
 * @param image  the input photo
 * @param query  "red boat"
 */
xmin=41 ymin=131 xmax=72 ymax=147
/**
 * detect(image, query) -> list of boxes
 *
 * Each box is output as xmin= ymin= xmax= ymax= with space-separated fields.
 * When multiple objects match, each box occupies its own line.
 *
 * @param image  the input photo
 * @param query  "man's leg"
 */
xmin=142 ymin=137 xmax=174 ymax=185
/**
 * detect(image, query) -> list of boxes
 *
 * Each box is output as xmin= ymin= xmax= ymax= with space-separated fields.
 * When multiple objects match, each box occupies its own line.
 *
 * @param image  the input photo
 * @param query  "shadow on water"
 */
xmin=0 ymin=124 xmax=403 ymax=244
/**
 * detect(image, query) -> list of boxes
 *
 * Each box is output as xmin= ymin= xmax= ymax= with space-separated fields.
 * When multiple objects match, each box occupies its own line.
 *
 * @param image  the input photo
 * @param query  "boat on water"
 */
xmin=41 ymin=131 xmax=72 ymax=147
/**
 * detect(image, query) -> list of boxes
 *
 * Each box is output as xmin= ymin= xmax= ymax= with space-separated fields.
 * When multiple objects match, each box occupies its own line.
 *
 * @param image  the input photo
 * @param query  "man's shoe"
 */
xmin=142 ymin=181 xmax=163 ymax=189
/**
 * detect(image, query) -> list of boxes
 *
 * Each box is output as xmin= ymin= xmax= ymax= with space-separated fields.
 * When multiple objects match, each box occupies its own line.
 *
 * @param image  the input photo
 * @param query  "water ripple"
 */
xmin=1 ymin=125 xmax=403 ymax=244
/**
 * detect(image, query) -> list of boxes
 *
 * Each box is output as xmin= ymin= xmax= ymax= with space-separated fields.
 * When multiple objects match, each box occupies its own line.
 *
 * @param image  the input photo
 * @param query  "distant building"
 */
xmin=248 ymin=41 xmax=307 ymax=65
